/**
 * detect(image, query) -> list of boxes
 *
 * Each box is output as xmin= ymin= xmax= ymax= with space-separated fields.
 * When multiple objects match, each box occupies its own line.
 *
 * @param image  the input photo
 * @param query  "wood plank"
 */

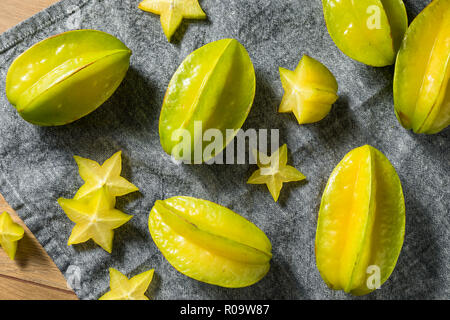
xmin=0 ymin=195 xmax=72 ymax=290
xmin=0 ymin=0 xmax=60 ymax=33
xmin=0 ymin=194 xmax=78 ymax=299
xmin=0 ymin=274 xmax=77 ymax=300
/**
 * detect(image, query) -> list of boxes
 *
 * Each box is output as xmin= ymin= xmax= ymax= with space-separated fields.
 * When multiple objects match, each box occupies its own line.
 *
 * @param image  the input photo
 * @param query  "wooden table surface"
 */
xmin=0 ymin=0 xmax=78 ymax=300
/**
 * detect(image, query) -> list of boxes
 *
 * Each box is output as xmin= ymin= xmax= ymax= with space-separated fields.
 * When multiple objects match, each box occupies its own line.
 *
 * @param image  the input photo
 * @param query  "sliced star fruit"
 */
xmin=394 ymin=0 xmax=450 ymax=134
xmin=159 ymin=38 xmax=256 ymax=163
xmin=58 ymin=187 xmax=132 ymax=253
xmin=0 ymin=212 xmax=25 ymax=260
xmin=99 ymin=268 xmax=155 ymax=300
xmin=279 ymin=55 xmax=338 ymax=124
xmin=315 ymin=145 xmax=405 ymax=296
xmin=6 ymin=30 xmax=131 ymax=126
xmin=322 ymin=0 xmax=408 ymax=66
xmin=139 ymin=0 xmax=207 ymax=42
xmin=73 ymin=151 xmax=139 ymax=200
xmin=247 ymin=144 xmax=306 ymax=202
xmin=148 ymin=196 xmax=272 ymax=288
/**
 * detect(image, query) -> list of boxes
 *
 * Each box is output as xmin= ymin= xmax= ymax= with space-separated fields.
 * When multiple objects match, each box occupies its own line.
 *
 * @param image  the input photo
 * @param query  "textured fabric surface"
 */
xmin=0 ymin=0 xmax=448 ymax=300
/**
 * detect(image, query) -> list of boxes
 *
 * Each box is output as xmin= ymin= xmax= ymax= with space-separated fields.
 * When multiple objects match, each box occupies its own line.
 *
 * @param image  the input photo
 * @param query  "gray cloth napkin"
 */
xmin=0 ymin=0 xmax=448 ymax=300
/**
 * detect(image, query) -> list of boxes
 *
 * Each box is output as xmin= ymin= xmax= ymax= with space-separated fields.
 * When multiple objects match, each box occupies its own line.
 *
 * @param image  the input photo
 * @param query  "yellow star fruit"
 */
xmin=74 ymin=151 xmax=138 ymax=200
xmin=139 ymin=0 xmax=207 ymax=41
xmin=149 ymin=197 xmax=272 ymax=287
xmin=247 ymin=144 xmax=306 ymax=202
xmin=393 ymin=0 xmax=450 ymax=134
xmin=0 ymin=212 xmax=25 ymax=260
xmin=279 ymin=55 xmax=338 ymax=125
xmin=315 ymin=145 xmax=405 ymax=295
xmin=322 ymin=0 xmax=408 ymax=67
xmin=99 ymin=268 xmax=154 ymax=300
xmin=58 ymin=188 xmax=132 ymax=253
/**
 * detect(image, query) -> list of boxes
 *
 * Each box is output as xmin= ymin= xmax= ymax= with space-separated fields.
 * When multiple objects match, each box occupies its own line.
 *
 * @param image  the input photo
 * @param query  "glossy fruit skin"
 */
xmin=148 ymin=196 xmax=272 ymax=288
xmin=279 ymin=55 xmax=338 ymax=124
xmin=159 ymin=39 xmax=256 ymax=163
xmin=315 ymin=145 xmax=405 ymax=296
xmin=394 ymin=0 xmax=450 ymax=134
xmin=322 ymin=0 xmax=408 ymax=67
xmin=0 ymin=212 xmax=24 ymax=260
xmin=6 ymin=30 xmax=131 ymax=126
xmin=138 ymin=0 xmax=207 ymax=42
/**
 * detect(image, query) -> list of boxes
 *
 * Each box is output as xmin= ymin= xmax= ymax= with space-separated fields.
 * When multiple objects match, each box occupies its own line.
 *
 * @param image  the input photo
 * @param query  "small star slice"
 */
xmin=99 ymin=268 xmax=155 ymax=300
xmin=247 ymin=144 xmax=306 ymax=202
xmin=74 ymin=151 xmax=139 ymax=200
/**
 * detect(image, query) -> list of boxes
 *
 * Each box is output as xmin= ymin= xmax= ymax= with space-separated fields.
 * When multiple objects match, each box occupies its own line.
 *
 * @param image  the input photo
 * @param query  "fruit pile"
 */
xmin=58 ymin=151 xmax=138 ymax=253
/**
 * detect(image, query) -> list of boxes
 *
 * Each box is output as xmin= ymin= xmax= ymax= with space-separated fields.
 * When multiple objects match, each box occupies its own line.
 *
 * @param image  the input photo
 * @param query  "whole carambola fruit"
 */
xmin=322 ymin=0 xmax=408 ymax=67
xmin=159 ymin=39 xmax=256 ymax=163
xmin=6 ymin=30 xmax=131 ymax=126
xmin=148 ymin=196 xmax=272 ymax=288
xmin=315 ymin=145 xmax=405 ymax=296
xmin=394 ymin=0 xmax=450 ymax=134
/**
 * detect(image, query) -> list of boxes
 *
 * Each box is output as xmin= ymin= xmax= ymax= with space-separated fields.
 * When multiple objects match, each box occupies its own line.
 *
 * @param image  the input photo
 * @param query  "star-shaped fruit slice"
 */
xmin=74 ymin=151 xmax=138 ymax=200
xmin=58 ymin=188 xmax=132 ymax=253
xmin=99 ymin=268 xmax=155 ymax=300
xmin=139 ymin=0 xmax=207 ymax=41
xmin=247 ymin=144 xmax=306 ymax=202
xmin=279 ymin=55 xmax=338 ymax=124
xmin=0 ymin=212 xmax=24 ymax=260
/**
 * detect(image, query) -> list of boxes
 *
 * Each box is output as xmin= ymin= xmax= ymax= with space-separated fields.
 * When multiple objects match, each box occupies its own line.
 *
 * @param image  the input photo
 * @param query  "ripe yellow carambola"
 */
xmin=148 ymin=196 xmax=272 ymax=288
xmin=159 ymin=39 xmax=256 ymax=163
xmin=394 ymin=0 xmax=450 ymax=134
xmin=322 ymin=0 xmax=408 ymax=66
xmin=6 ymin=30 xmax=131 ymax=126
xmin=315 ymin=145 xmax=405 ymax=295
